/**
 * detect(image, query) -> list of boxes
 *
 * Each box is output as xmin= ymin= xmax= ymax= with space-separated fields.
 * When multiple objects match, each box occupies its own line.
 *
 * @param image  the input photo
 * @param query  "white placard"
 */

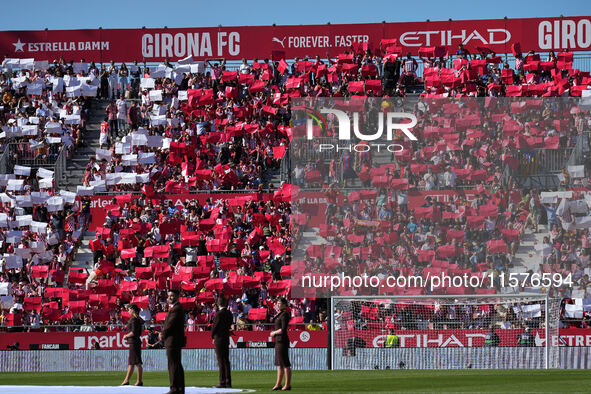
xmin=26 ymin=83 xmax=43 ymax=95
xmin=30 ymin=221 xmax=48 ymax=234
xmin=115 ymin=142 xmax=132 ymax=155
xmin=122 ymin=154 xmax=138 ymax=166
xmin=190 ymin=62 xmax=205 ymax=73
xmin=0 ymin=295 xmax=14 ymax=309
xmin=568 ymin=165 xmax=585 ymax=178
xmin=64 ymin=114 xmax=81 ymax=125
xmin=14 ymin=248 xmax=31 ymax=259
xmin=38 ymin=178 xmax=53 ymax=189
xmin=5 ymin=231 xmax=22 ymax=244
xmin=146 ymin=135 xmax=163 ymax=148
xmin=59 ymin=190 xmax=77 ymax=204
xmin=6 ymin=179 xmax=24 ymax=191
xmin=66 ymin=86 xmax=81 ymax=97
xmin=82 ymin=84 xmax=98 ymax=97
xmin=0 ymin=174 xmax=15 ymax=186
xmin=37 ymin=168 xmax=54 ymax=179
xmin=177 ymin=90 xmax=188 ymax=101
xmin=34 ymin=60 xmax=49 ymax=71
xmin=46 ymin=196 xmax=64 ymax=212
xmin=45 ymin=121 xmax=62 ymax=134
xmin=4 ymin=254 xmax=22 ymax=269
xmin=136 ymin=173 xmax=150 ymax=183
xmin=73 ymin=62 xmax=89 ymax=73
xmin=565 ymin=303 xmax=583 ymax=318
xmin=30 ymin=241 xmax=46 ymax=253
xmin=31 ymin=191 xmax=50 ymax=205
xmin=150 ymin=115 xmax=167 ymax=126
xmin=131 ymin=133 xmax=148 ymax=146
xmin=77 ymin=186 xmax=95 ymax=196
xmin=15 ymin=215 xmax=32 ymax=227
xmin=139 ymin=152 xmax=155 ymax=164
xmin=119 ymin=173 xmax=137 ymax=185
xmin=14 ymin=165 xmax=31 ymax=176
xmin=149 ymin=90 xmax=163 ymax=102
xmin=96 ymin=148 xmax=113 ymax=161
xmin=0 ymin=283 xmax=10 ymax=296
xmin=21 ymin=125 xmax=38 ymax=136
xmin=140 ymin=78 xmax=155 ymax=89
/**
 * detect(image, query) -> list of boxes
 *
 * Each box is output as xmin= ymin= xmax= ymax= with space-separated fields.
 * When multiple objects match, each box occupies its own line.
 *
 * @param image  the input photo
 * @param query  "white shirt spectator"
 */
xmin=443 ymin=169 xmax=457 ymax=187
xmin=423 ymin=171 xmax=436 ymax=190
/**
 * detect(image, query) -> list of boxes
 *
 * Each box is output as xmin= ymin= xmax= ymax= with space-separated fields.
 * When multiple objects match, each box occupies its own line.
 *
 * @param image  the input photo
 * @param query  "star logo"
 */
xmin=13 ymin=39 xmax=25 ymax=52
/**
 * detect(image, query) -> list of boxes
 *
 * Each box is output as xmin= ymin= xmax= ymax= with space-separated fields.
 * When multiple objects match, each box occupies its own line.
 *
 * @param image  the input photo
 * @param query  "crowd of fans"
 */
xmin=0 ymin=58 xmax=96 ymax=165
xmin=0 ymin=38 xmax=590 ymax=334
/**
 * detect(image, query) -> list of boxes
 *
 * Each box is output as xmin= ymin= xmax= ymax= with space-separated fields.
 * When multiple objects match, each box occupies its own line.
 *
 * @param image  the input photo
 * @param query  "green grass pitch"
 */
xmin=1 ymin=370 xmax=590 ymax=393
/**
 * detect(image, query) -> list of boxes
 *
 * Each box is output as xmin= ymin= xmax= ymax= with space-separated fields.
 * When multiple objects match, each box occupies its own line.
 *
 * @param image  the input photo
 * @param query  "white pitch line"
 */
xmin=0 ymin=386 xmax=251 ymax=394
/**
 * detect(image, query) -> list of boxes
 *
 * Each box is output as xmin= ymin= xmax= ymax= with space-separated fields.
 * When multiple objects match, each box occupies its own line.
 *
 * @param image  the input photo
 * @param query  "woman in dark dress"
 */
xmin=121 ymin=304 xmax=144 ymax=386
xmin=271 ymin=297 xmax=292 ymax=391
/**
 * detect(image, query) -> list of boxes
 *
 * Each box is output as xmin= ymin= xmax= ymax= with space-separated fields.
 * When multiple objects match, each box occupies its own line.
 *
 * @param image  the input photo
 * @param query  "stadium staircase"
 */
xmin=62 ymin=99 xmax=108 ymax=275
xmin=511 ymin=225 xmax=548 ymax=274
xmin=59 ymin=99 xmax=108 ymax=192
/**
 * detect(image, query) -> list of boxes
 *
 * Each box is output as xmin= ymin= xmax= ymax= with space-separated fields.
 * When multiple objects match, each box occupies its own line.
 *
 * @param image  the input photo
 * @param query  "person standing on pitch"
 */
xmin=271 ymin=297 xmax=292 ymax=391
xmin=211 ymin=296 xmax=233 ymax=388
xmin=121 ymin=304 xmax=144 ymax=386
xmin=160 ymin=289 xmax=186 ymax=394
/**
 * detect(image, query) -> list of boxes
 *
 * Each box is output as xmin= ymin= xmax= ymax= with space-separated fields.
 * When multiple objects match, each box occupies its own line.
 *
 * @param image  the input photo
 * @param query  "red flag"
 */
xmin=248 ymin=308 xmax=268 ymax=320
xmin=272 ymin=145 xmax=286 ymax=159
xmin=278 ymin=59 xmax=289 ymax=75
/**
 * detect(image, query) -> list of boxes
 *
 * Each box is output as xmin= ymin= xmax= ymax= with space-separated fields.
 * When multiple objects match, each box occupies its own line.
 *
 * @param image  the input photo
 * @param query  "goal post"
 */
xmin=329 ymin=294 xmax=561 ymax=370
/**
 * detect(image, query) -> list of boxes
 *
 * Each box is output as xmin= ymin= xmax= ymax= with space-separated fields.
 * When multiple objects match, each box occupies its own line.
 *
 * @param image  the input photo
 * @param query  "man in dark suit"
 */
xmin=211 ymin=296 xmax=233 ymax=388
xmin=160 ymin=289 xmax=186 ymax=394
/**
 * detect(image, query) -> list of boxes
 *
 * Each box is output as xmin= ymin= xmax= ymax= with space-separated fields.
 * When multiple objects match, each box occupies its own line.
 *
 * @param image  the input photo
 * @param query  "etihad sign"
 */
xmin=399 ymin=19 xmax=590 ymax=50
xmin=399 ymin=28 xmax=511 ymax=47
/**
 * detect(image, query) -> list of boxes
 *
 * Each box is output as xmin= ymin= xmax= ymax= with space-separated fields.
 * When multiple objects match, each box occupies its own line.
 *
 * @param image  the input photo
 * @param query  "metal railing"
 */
xmin=517 ymin=147 xmax=574 ymax=176
xmin=54 ymin=146 xmax=68 ymax=189
xmin=0 ymin=145 xmax=13 ymax=174
xmin=7 ymin=142 xmax=61 ymax=168
xmin=280 ymin=147 xmax=291 ymax=184
xmin=566 ymin=131 xmax=591 ymax=168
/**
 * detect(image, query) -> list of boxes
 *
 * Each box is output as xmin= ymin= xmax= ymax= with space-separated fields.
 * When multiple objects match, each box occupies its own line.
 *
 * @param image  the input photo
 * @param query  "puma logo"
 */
xmin=272 ymin=37 xmax=286 ymax=48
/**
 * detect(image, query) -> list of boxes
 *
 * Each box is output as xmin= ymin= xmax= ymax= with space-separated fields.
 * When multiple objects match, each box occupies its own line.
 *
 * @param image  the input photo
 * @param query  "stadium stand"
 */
xmin=0 ymin=35 xmax=590 ymax=334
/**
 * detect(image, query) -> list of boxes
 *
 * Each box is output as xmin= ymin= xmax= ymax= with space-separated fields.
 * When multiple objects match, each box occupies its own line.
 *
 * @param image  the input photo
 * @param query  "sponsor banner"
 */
xmin=0 ymin=329 xmax=324 ymax=350
xmin=1 ymin=16 xmax=590 ymax=62
xmin=0 ymin=348 xmax=326 ymax=372
xmin=83 ymin=192 xmax=273 ymax=230
xmin=335 ymin=328 xmax=591 ymax=348
xmin=407 ymin=189 xmax=479 ymax=209
xmin=3 ymin=329 xmax=591 ymax=351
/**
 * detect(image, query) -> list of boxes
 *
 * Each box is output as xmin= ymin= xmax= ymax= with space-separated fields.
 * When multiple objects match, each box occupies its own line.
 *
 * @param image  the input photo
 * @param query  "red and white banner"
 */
xmin=407 ymin=189 xmax=479 ymax=209
xmin=1 ymin=16 xmax=590 ymax=62
xmin=335 ymin=328 xmax=591 ymax=348
xmin=0 ymin=329 xmax=326 ymax=350
xmin=3 ymin=328 xmax=591 ymax=350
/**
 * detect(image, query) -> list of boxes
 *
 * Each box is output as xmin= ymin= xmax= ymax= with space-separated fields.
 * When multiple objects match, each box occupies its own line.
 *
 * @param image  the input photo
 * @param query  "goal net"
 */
xmin=330 ymin=294 xmax=561 ymax=370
